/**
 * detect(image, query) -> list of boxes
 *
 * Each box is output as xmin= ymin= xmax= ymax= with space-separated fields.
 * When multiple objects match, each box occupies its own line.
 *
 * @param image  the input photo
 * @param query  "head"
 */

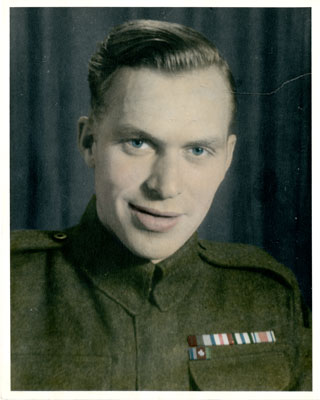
xmin=78 ymin=19 xmax=237 ymax=262
xmin=87 ymin=19 xmax=236 ymax=130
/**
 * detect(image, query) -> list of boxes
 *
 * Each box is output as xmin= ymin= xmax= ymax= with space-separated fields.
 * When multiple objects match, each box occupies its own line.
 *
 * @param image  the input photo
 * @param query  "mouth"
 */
xmin=129 ymin=203 xmax=182 ymax=232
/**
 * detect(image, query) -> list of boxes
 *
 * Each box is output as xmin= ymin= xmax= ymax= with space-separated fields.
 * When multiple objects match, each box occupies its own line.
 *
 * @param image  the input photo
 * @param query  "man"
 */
xmin=11 ymin=19 xmax=311 ymax=391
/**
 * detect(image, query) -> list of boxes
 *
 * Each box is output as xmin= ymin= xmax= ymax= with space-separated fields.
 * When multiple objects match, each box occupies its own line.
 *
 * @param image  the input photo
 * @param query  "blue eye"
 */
xmin=130 ymin=139 xmax=145 ymax=148
xmin=191 ymin=147 xmax=205 ymax=156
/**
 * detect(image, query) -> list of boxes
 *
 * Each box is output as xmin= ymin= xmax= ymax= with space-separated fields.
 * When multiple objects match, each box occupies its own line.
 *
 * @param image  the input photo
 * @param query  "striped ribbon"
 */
xmin=189 ymin=346 xmax=211 ymax=361
xmin=188 ymin=330 xmax=276 ymax=347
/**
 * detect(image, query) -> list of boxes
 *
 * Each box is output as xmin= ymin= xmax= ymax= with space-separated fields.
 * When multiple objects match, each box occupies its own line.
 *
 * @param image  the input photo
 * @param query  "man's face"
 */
xmin=81 ymin=67 xmax=236 ymax=262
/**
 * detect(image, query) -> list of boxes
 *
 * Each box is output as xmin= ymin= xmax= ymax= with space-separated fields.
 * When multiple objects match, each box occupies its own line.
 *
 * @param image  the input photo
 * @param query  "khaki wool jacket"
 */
xmin=11 ymin=197 xmax=311 ymax=391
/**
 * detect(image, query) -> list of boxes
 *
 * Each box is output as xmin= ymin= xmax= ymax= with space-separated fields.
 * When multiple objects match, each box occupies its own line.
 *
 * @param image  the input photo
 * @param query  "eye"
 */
xmin=191 ymin=147 xmax=205 ymax=156
xmin=130 ymin=139 xmax=145 ymax=148
xmin=122 ymin=138 xmax=152 ymax=155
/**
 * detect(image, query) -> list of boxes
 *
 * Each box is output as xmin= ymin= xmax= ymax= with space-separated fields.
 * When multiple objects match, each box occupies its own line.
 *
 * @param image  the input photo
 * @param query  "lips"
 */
xmin=129 ymin=203 xmax=182 ymax=232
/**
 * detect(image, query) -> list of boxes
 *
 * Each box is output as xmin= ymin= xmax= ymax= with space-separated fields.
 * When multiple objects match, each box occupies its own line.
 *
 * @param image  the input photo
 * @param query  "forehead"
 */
xmin=98 ymin=67 xmax=232 ymax=138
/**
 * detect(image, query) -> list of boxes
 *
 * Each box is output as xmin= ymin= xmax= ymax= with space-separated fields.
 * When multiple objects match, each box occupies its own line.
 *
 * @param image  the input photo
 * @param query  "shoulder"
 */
xmin=11 ymin=230 xmax=72 ymax=293
xmin=11 ymin=229 xmax=68 ymax=253
xmin=198 ymin=239 xmax=298 ymax=290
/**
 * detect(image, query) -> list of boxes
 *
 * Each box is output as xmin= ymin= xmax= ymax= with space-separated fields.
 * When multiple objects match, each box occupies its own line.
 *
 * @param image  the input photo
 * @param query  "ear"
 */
xmin=225 ymin=134 xmax=237 ymax=172
xmin=78 ymin=116 xmax=96 ymax=168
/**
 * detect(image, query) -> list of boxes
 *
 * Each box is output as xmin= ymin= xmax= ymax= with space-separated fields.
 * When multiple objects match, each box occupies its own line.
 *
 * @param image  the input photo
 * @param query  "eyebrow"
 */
xmin=114 ymin=124 xmax=225 ymax=148
xmin=114 ymin=125 xmax=163 ymax=144
xmin=184 ymin=138 xmax=225 ymax=148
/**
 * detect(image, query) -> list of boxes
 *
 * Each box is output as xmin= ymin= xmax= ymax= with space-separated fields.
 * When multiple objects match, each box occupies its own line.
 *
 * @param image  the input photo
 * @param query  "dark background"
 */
xmin=10 ymin=8 xmax=311 ymax=307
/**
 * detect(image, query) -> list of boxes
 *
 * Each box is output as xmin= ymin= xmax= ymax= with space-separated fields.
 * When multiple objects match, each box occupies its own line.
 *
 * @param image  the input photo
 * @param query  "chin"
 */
xmin=124 ymin=234 xmax=188 ymax=262
xmin=129 ymin=244 xmax=174 ymax=261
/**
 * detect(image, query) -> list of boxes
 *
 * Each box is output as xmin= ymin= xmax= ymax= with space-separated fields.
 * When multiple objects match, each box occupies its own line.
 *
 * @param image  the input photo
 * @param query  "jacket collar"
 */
xmin=65 ymin=196 xmax=200 ymax=315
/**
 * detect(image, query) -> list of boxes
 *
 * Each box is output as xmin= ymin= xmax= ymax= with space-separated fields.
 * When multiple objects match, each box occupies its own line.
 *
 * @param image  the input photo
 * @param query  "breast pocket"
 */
xmin=11 ymin=353 xmax=112 ymax=391
xmin=189 ymin=343 xmax=293 ymax=391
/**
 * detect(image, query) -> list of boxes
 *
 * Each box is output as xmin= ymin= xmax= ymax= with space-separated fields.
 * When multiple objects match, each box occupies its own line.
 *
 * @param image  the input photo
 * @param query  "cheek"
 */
xmin=190 ymin=161 xmax=226 ymax=187
xmin=95 ymin=151 xmax=148 ymax=194
xmin=188 ymin=165 xmax=226 ymax=208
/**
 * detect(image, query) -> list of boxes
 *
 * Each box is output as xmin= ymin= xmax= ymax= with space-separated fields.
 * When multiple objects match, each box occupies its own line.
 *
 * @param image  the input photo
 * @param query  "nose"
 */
xmin=143 ymin=153 xmax=182 ymax=200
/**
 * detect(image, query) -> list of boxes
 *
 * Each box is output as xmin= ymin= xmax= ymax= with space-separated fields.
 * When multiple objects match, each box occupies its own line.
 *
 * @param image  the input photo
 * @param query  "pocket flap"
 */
xmin=189 ymin=344 xmax=292 ymax=391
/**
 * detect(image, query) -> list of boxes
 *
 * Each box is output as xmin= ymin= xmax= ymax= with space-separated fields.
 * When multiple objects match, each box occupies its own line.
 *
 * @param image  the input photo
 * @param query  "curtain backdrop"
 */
xmin=10 ymin=8 xmax=311 ymax=307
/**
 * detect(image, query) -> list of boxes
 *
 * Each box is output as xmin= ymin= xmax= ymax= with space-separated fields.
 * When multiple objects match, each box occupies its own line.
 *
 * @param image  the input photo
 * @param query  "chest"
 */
xmin=11 ymin=265 xmax=297 ymax=390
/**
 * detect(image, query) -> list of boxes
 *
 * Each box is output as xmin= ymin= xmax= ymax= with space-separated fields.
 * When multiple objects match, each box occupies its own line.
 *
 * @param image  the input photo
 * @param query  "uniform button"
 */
xmin=53 ymin=232 xmax=67 ymax=241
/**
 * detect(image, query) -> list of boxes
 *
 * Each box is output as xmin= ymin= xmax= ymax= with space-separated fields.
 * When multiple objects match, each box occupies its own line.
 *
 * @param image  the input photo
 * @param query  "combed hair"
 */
xmin=88 ymin=19 xmax=236 ymax=129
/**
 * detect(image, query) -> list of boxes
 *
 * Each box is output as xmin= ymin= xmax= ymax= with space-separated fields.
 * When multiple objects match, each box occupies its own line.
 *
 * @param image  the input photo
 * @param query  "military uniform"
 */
xmin=11 ymin=197 xmax=311 ymax=391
